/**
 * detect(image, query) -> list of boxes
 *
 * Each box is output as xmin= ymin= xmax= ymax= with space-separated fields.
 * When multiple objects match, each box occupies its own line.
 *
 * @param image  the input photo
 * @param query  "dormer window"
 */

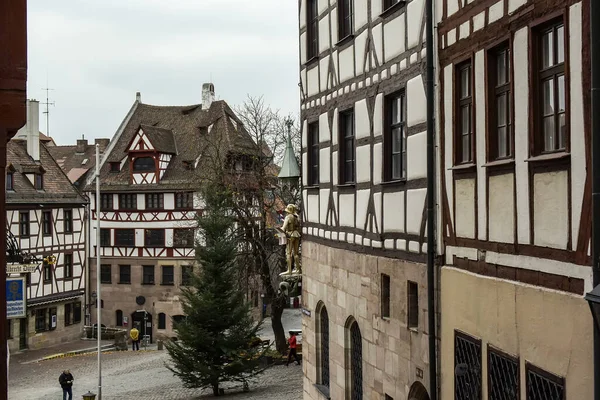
xmin=110 ymin=162 xmax=120 ymax=172
xmin=35 ymin=173 xmax=43 ymax=190
xmin=133 ymin=157 xmax=155 ymax=172
xmin=6 ymin=172 xmax=14 ymax=191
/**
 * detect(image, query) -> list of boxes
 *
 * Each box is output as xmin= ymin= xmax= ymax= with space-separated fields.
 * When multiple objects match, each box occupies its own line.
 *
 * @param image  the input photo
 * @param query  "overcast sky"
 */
xmin=26 ymin=0 xmax=299 ymax=145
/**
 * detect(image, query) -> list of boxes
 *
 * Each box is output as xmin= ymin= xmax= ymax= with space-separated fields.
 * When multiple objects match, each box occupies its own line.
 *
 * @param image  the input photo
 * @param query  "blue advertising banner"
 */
xmin=6 ymin=277 xmax=26 ymax=319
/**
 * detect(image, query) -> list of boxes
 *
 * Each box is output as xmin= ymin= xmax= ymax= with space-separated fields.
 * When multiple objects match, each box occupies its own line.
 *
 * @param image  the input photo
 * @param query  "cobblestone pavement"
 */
xmin=258 ymin=308 xmax=303 ymax=343
xmin=9 ymin=349 xmax=303 ymax=399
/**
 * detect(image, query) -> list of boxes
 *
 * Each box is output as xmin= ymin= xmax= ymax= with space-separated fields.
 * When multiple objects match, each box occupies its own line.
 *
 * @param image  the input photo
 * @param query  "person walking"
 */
xmin=286 ymin=331 xmax=301 ymax=366
xmin=58 ymin=369 xmax=74 ymax=400
xmin=130 ymin=325 xmax=140 ymax=351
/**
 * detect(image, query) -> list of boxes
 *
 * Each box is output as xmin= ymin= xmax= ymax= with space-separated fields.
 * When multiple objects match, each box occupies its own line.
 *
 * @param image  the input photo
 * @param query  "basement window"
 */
xmin=408 ymin=281 xmax=418 ymax=329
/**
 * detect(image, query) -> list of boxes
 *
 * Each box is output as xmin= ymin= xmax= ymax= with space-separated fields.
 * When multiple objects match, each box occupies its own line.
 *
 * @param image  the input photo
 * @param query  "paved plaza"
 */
xmin=10 ymin=349 xmax=303 ymax=399
xmin=9 ymin=309 xmax=304 ymax=399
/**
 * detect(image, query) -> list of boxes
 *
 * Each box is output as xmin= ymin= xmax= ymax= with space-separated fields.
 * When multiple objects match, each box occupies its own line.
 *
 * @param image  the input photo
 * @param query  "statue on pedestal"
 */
xmin=278 ymin=204 xmax=301 ymax=276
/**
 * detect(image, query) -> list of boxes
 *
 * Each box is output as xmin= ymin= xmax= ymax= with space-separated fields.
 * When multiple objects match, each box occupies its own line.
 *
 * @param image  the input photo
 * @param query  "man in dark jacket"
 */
xmin=59 ymin=369 xmax=74 ymax=400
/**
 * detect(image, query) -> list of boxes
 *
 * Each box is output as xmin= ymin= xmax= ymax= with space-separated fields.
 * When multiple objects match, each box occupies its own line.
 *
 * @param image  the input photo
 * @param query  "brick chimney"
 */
xmin=76 ymin=135 xmax=88 ymax=153
xmin=13 ymin=99 xmax=40 ymax=161
xmin=95 ymin=138 xmax=110 ymax=153
xmin=202 ymin=83 xmax=215 ymax=110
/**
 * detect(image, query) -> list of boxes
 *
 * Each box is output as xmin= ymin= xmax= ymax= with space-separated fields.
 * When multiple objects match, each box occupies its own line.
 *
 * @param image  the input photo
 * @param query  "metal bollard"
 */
xmin=82 ymin=391 xmax=96 ymax=400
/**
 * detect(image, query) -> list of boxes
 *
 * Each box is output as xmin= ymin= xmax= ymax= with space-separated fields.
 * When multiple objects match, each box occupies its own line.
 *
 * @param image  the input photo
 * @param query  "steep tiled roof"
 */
xmin=138 ymin=124 xmax=177 ymax=154
xmin=89 ymin=99 xmax=259 ymax=192
xmin=47 ymin=140 xmax=108 ymax=189
xmin=7 ymin=140 xmax=87 ymax=205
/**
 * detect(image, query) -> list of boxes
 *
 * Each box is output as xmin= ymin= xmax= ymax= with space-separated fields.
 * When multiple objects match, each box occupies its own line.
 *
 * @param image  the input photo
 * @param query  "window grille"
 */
xmin=488 ymin=348 xmax=519 ymax=400
xmin=526 ymin=364 xmax=565 ymax=400
xmin=350 ymin=322 xmax=363 ymax=400
xmin=320 ymin=307 xmax=330 ymax=387
xmin=455 ymin=331 xmax=482 ymax=400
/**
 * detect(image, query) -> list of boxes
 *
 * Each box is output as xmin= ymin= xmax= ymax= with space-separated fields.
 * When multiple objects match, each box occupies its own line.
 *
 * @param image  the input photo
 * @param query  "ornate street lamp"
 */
xmin=278 ymin=118 xmax=300 ymax=193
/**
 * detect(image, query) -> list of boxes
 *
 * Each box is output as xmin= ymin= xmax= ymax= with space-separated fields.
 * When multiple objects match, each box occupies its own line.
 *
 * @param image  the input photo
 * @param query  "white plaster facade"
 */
xmin=300 ymin=0 xmax=433 ymax=399
xmin=438 ymin=0 xmax=592 ymax=398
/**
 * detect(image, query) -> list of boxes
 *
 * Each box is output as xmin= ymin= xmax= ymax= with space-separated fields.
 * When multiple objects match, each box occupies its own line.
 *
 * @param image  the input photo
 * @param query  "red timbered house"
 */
xmin=6 ymin=100 xmax=88 ymax=351
xmin=85 ymin=85 xmax=260 ymax=342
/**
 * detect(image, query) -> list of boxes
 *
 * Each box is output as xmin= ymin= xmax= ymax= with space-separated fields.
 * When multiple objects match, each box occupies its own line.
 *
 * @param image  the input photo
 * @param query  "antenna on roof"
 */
xmin=42 ymin=76 xmax=55 ymax=137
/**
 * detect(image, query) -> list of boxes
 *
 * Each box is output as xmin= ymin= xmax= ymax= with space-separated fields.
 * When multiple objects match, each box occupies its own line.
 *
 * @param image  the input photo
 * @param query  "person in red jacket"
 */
xmin=286 ymin=331 xmax=301 ymax=366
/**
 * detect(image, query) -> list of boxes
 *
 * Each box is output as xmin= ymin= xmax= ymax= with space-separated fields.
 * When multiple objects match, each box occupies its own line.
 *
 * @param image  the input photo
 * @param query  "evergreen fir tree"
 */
xmin=166 ymin=183 xmax=264 ymax=396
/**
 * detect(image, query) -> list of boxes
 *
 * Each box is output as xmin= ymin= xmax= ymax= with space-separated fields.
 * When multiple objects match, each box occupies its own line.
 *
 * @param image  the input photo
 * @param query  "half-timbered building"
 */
xmin=299 ymin=0 xmax=433 ymax=399
xmin=437 ymin=0 xmax=592 ymax=397
xmin=6 ymin=99 xmax=88 ymax=351
xmin=85 ymin=86 xmax=260 ymax=342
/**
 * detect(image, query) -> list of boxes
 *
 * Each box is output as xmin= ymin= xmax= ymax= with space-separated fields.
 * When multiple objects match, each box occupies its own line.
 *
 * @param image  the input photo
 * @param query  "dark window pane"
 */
xmin=145 ymin=229 xmax=164 ymax=247
xmin=174 ymin=229 xmax=194 ymax=247
xmin=115 ymin=229 xmax=135 ymax=247
xmin=557 ymin=74 xmax=565 ymax=112
xmin=162 ymin=266 xmax=174 ymax=285
xmin=145 ymin=193 xmax=164 ymax=210
xmin=462 ymin=134 xmax=471 ymax=163
xmin=320 ymin=307 xmax=330 ymax=387
xmin=497 ymin=93 xmax=507 ymax=126
xmin=143 ymin=265 xmax=155 ymax=284
xmin=496 ymin=50 xmax=508 ymax=85
xmin=308 ymin=122 xmax=320 ymax=185
xmin=42 ymin=211 xmax=52 ymax=236
xmin=350 ymin=322 xmax=363 ymax=400
xmin=175 ymin=192 xmax=193 ymax=209
xmin=119 ymin=265 xmax=131 ymax=284
xmin=63 ymin=210 xmax=73 ymax=233
xmin=498 ymin=127 xmax=508 ymax=159
xmin=543 ymin=116 xmax=556 ymax=152
xmin=461 ymin=66 xmax=470 ymax=98
xmin=101 ymin=265 xmax=112 ymax=284
xmin=119 ymin=194 xmax=137 ymax=210
xmin=6 ymin=173 xmax=13 ymax=191
xmin=542 ymin=30 xmax=554 ymax=68
xmin=100 ymin=229 xmax=111 ymax=247
xmin=64 ymin=254 xmax=73 ymax=279
xmin=116 ymin=310 xmax=123 ymax=326
xmin=542 ymin=78 xmax=554 ymax=116
xmin=19 ymin=212 xmax=29 ymax=237
xmin=158 ymin=313 xmax=166 ymax=330
xmin=101 ymin=194 xmax=113 ymax=210
xmin=133 ymin=157 xmax=155 ymax=172
xmin=408 ymin=281 xmax=418 ymax=329
xmin=556 ymin=25 xmax=564 ymax=64
xmin=381 ymin=275 xmax=390 ymax=318
xmin=461 ymin=105 xmax=471 ymax=135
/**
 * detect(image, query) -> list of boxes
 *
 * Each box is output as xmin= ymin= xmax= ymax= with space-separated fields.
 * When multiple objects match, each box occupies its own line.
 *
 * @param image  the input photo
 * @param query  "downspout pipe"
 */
xmin=425 ymin=0 xmax=437 ymax=398
xmin=590 ymin=0 xmax=600 ymax=398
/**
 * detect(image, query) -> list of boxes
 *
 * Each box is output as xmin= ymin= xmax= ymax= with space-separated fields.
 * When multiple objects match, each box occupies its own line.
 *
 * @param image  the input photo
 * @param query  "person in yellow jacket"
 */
xmin=130 ymin=326 xmax=140 ymax=351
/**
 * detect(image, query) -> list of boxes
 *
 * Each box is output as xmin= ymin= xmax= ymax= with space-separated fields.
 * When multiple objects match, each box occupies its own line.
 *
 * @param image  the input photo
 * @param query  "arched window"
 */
xmin=116 ymin=310 xmax=123 ymax=326
xmin=317 ymin=304 xmax=330 ymax=388
xmin=347 ymin=319 xmax=363 ymax=400
xmin=133 ymin=157 xmax=155 ymax=172
xmin=158 ymin=313 xmax=166 ymax=330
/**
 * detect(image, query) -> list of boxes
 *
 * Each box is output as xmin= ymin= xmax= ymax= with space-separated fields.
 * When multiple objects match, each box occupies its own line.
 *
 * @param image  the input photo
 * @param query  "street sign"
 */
xmin=6 ymin=277 xmax=26 ymax=319
xmin=6 ymin=263 xmax=38 ymax=274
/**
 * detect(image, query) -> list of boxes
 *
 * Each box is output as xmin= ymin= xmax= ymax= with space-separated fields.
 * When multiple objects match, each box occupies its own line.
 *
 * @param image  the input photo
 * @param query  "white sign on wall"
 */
xmin=6 ymin=263 xmax=38 ymax=274
xmin=6 ymin=277 xmax=26 ymax=319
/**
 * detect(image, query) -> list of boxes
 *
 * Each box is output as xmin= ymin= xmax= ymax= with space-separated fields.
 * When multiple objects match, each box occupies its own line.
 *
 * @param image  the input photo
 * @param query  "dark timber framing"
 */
xmin=438 ymin=0 xmax=592 ymax=268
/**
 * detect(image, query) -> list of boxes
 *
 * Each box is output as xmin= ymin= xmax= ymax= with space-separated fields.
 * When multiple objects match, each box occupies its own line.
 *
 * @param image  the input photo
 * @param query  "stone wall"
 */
xmin=7 ymin=301 xmax=84 ymax=352
xmin=301 ymin=240 xmax=431 ymax=399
